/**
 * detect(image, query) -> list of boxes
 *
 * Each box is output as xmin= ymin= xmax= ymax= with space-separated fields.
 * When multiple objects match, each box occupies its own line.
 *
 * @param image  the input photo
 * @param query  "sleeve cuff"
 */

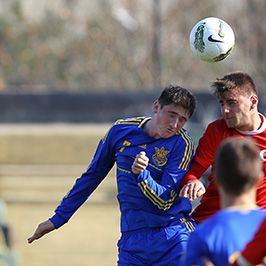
xmin=132 ymin=170 xmax=149 ymax=183
xmin=49 ymin=214 xmax=68 ymax=229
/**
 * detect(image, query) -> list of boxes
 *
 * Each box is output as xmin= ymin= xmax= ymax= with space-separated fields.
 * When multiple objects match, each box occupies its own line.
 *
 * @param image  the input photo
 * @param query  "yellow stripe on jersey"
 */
xmin=177 ymin=128 xmax=194 ymax=170
xmin=187 ymin=221 xmax=196 ymax=232
xmin=180 ymin=218 xmax=196 ymax=232
xmin=117 ymin=167 xmax=131 ymax=174
xmin=229 ymin=252 xmax=242 ymax=265
xmin=115 ymin=117 xmax=147 ymax=125
xmin=148 ymin=163 xmax=163 ymax=172
xmin=138 ymin=180 xmax=177 ymax=210
xmin=138 ymin=117 xmax=151 ymax=127
xmin=103 ymin=117 xmax=147 ymax=143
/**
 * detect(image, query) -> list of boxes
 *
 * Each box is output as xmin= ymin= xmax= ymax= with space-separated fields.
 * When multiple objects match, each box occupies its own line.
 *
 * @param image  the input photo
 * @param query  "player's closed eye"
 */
xmin=228 ymin=100 xmax=238 ymax=106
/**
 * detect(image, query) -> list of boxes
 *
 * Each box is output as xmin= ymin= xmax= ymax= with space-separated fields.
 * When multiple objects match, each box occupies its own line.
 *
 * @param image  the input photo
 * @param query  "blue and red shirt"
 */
xmin=183 ymin=206 xmax=266 ymax=266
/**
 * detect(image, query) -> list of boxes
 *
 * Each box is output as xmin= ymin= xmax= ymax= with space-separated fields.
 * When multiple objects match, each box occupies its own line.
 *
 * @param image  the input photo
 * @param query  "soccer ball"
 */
xmin=189 ymin=17 xmax=235 ymax=62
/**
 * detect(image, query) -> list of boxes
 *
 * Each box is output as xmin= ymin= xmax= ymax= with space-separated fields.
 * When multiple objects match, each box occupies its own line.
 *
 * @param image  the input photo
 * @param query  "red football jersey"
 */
xmin=241 ymin=217 xmax=266 ymax=265
xmin=183 ymin=114 xmax=266 ymax=223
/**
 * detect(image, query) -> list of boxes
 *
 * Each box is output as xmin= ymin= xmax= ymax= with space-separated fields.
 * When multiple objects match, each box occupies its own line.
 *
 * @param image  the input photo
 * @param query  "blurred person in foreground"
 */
xmin=28 ymin=85 xmax=197 ymax=265
xmin=180 ymin=71 xmax=266 ymax=223
xmin=229 ymin=216 xmax=266 ymax=266
xmin=183 ymin=137 xmax=266 ymax=265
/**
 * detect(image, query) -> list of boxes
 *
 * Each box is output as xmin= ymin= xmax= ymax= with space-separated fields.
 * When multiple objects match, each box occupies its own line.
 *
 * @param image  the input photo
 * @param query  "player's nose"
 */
xmin=170 ymin=118 xmax=180 ymax=129
xmin=221 ymin=104 xmax=230 ymax=114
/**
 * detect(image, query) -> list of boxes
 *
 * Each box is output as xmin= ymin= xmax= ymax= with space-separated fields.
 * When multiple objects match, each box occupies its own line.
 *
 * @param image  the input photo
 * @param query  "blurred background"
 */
xmin=0 ymin=0 xmax=265 ymax=265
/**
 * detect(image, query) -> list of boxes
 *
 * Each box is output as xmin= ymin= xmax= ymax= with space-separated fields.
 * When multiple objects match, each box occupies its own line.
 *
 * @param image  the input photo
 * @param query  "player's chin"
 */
xmin=225 ymin=120 xmax=236 ymax=128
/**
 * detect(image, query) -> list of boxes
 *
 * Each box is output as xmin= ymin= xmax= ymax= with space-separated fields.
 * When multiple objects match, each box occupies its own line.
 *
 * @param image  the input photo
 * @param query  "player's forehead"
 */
xmin=219 ymin=88 xmax=248 ymax=101
xmin=162 ymin=103 xmax=190 ymax=117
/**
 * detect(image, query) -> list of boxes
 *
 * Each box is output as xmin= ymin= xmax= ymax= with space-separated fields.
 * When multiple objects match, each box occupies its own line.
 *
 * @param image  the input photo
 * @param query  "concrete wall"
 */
xmin=0 ymin=90 xmax=265 ymax=127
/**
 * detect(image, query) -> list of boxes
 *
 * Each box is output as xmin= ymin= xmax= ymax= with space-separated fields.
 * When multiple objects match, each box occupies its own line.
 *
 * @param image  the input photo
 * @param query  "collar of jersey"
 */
xmin=225 ymin=204 xmax=259 ymax=212
xmin=138 ymin=117 xmax=151 ymax=128
xmin=236 ymin=113 xmax=266 ymax=135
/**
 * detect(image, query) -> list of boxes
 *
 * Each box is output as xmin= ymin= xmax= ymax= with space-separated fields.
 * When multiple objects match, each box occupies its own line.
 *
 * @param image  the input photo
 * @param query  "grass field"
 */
xmin=9 ymin=202 xmax=120 ymax=266
xmin=0 ymin=124 xmax=121 ymax=266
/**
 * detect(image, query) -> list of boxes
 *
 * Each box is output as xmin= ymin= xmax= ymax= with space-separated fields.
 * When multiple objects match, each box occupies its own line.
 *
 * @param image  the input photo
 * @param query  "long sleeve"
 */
xmin=50 ymin=126 xmax=116 ymax=228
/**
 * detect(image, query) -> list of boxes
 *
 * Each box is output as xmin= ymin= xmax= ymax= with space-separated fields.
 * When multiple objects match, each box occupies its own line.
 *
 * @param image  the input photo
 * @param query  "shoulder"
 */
xmin=102 ymin=117 xmax=147 ymax=141
xmin=113 ymin=116 xmax=150 ymax=128
xmin=107 ymin=116 xmax=149 ymax=133
xmin=176 ymin=128 xmax=194 ymax=146
xmin=202 ymin=118 xmax=229 ymax=141
xmin=171 ymin=128 xmax=195 ymax=156
xmin=207 ymin=117 xmax=227 ymax=131
xmin=103 ymin=117 xmax=149 ymax=141
xmin=195 ymin=210 xmax=229 ymax=237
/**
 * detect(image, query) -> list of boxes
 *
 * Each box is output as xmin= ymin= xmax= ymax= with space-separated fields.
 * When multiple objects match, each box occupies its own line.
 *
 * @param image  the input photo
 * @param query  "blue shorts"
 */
xmin=117 ymin=217 xmax=197 ymax=266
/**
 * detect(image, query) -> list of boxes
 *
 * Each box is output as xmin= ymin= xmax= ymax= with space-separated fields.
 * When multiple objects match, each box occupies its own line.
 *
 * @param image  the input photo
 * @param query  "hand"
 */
xmin=131 ymin=151 xmax=149 ymax=174
xmin=179 ymin=180 xmax=206 ymax=200
xmin=28 ymin=219 xmax=55 ymax=244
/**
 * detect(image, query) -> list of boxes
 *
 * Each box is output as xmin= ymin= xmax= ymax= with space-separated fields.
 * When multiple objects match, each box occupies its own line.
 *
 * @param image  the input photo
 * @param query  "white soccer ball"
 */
xmin=189 ymin=17 xmax=235 ymax=62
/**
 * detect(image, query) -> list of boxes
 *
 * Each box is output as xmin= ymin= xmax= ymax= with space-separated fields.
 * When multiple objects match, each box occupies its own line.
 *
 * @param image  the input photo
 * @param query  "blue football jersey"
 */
xmin=183 ymin=206 xmax=266 ymax=266
xmin=50 ymin=117 xmax=195 ymax=232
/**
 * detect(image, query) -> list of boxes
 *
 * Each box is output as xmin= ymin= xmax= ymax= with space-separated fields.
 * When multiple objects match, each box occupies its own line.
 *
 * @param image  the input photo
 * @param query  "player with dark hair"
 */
xmin=180 ymin=71 xmax=266 ymax=223
xmin=28 ymin=85 xmax=197 ymax=265
xmin=183 ymin=137 xmax=266 ymax=265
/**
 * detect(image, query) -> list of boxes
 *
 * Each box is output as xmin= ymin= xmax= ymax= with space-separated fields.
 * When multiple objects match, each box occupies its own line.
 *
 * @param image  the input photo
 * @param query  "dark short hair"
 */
xmin=211 ymin=71 xmax=257 ymax=98
xmin=158 ymin=85 xmax=196 ymax=117
xmin=215 ymin=137 xmax=262 ymax=196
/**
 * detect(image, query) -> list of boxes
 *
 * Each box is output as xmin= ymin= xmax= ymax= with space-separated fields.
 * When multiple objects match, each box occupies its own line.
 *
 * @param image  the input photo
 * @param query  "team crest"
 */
xmin=152 ymin=147 xmax=170 ymax=166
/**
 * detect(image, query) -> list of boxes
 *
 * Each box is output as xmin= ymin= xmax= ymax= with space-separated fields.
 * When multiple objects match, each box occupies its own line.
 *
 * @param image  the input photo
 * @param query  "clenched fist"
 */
xmin=131 ymin=151 xmax=149 ymax=174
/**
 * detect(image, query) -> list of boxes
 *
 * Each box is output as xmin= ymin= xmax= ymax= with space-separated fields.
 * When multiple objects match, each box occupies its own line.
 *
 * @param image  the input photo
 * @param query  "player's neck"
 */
xmin=143 ymin=119 xmax=160 ymax=139
xmin=252 ymin=112 xmax=263 ymax=130
xmin=248 ymin=112 xmax=261 ymax=131
xmin=235 ymin=112 xmax=261 ymax=131
xmin=221 ymin=190 xmax=257 ymax=209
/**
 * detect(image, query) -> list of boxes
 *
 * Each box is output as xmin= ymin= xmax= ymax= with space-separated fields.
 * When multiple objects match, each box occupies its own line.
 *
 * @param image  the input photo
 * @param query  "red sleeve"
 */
xmin=241 ymin=218 xmax=266 ymax=264
xmin=182 ymin=120 xmax=223 ymax=186
xmin=181 ymin=160 xmax=206 ymax=185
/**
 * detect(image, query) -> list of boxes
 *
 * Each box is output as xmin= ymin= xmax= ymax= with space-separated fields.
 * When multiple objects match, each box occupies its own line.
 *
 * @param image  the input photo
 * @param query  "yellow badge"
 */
xmin=152 ymin=147 xmax=170 ymax=166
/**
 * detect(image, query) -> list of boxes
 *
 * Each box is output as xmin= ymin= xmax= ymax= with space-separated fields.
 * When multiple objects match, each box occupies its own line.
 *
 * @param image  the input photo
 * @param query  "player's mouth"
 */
xmin=166 ymin=128 xmax=177 ymax=136
xmin=225 ymin=117 xmax=234 ymax=121
xmin=167 ymin=127 xmax=175 ymax=133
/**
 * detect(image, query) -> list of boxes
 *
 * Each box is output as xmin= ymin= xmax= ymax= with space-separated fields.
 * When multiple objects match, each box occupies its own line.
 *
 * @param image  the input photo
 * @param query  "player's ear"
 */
xmin=250 ymin=95 xmax=258 ymax=110
xmin=152 ymin=100 xmax=160 ymax=113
